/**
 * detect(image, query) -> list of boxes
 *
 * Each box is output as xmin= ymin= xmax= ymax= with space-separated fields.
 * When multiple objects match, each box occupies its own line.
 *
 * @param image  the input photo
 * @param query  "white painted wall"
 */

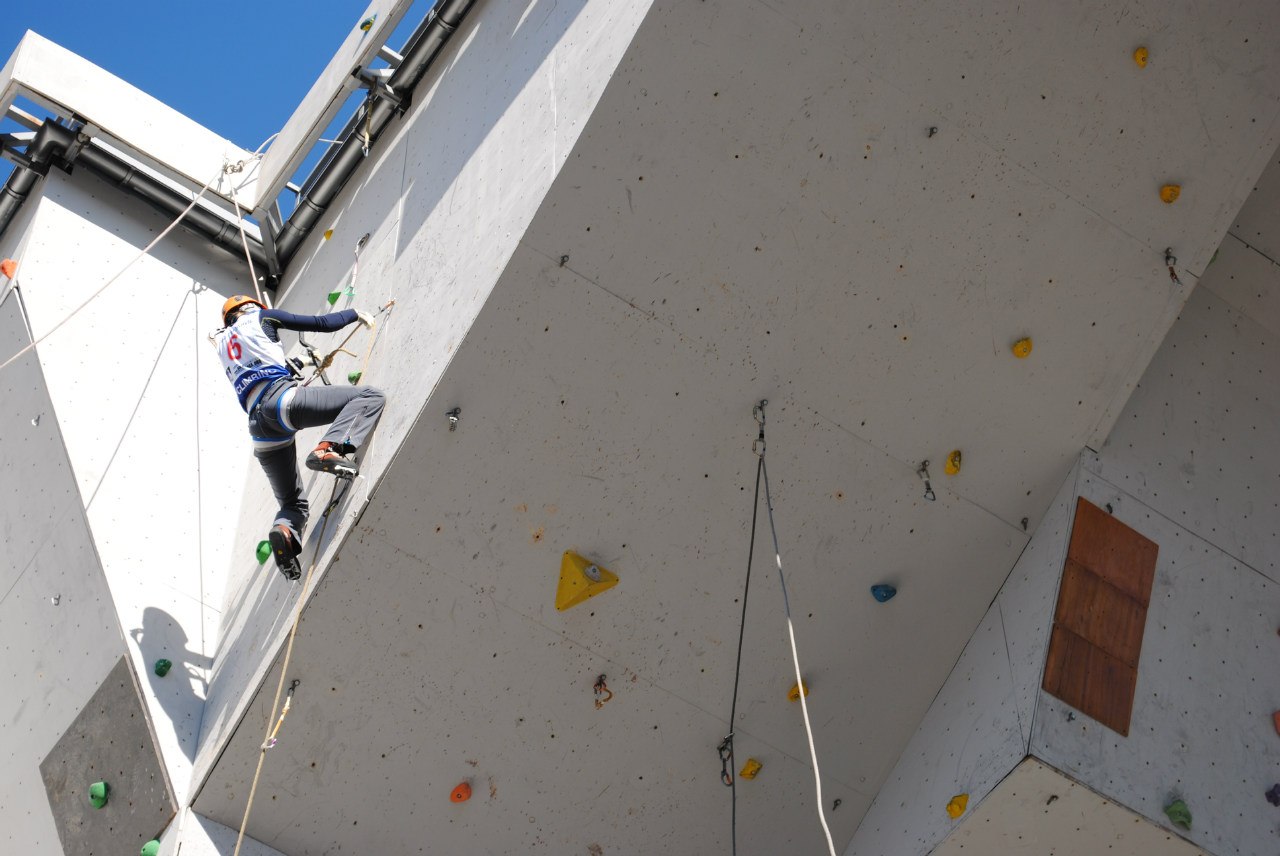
xmin=848 ymin=273 xmax=1280 ymax=856
xmin=193 ymin=0 xmax=656 ymax=792
xmin=10 ymin=166 xmax=253 ymax=808
xmin=0 ymin=283 xmax=128 ymax=851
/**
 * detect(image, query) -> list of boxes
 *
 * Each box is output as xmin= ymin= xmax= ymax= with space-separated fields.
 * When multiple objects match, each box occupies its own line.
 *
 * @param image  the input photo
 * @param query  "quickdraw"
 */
xmin=593 ymin=674 xmax=613 ymax=709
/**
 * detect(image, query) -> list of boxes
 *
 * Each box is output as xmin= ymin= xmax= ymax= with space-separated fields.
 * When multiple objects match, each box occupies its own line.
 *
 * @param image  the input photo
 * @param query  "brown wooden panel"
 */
xmin=1078 ymin=638 xmax=1138 ymax=736
xmin=1065 ymin=498 xmax=1158 ymax=605
xmin=1045 ymin=500 xmax=1158 ymax=737
xmin=1053 ymin=560 xmax=1148 ymax=668
xmin=1042 ymin=625 xmax=1138 ymax=736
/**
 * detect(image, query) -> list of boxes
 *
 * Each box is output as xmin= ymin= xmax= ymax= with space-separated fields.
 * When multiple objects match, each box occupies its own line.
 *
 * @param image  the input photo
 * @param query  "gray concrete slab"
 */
xmin=40 ymin=656 xmax=175 ymax=856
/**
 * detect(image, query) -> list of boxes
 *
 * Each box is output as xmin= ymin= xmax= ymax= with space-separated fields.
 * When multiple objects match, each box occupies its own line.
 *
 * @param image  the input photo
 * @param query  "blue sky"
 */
xmin=3 ymin=1 xmax=390 ymax=151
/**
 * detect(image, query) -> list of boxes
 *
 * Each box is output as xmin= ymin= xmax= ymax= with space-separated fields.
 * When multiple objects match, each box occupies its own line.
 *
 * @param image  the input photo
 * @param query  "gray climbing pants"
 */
xmin=251 ymin=382 xmax=386 ymax=539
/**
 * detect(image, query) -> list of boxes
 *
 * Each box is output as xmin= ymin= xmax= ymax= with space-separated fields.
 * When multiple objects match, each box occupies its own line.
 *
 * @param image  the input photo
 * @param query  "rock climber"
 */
xmin=213 ymin=295 xmax=386 ymax=581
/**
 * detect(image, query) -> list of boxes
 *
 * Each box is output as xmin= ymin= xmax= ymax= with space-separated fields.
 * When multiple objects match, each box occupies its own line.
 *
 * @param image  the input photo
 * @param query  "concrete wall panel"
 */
xmin=194 ymin=0 xmax=655 ymax=795
xmin=14 ymin=168 xmax=253 ymax=805
xmin=1232 ymin=148 xmax=1280 ymax=265
xmin=1032 ymin=468 xmax=1280 ymax=856
xmin=845 ymin=464 xmax=1079 ymax=856
xmin=935 ymin=758 xmax=1208 ymax=856
xmin=1092 ymin=286 xmax=1280 ymax=582
xmin=195 ymin=486 xmax=875 ymax=855
xmin=39 ymin=656 xmax=175 ymax=856
xmin=830 ymin=0 xmax=1280 ymax=275
xmin=155 ymin=809 xmax=286 ymax=856
xmin=517 ymin=0 xmax=1200 ymax=535
xmin=1202 ymin=231 xmax=1280 ymax=340
xmin=0 ymin=286 xmax=127 ymax=852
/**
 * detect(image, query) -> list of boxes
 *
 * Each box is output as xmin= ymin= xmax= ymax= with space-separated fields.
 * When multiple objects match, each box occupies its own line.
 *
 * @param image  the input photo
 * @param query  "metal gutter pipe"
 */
xmin=0 ymin=122 xmax=269 ymax=270
xmin=273 ymin=0 xmax=478 ymax=267
xmin=0 ymin=124 xmax=65 ymax=237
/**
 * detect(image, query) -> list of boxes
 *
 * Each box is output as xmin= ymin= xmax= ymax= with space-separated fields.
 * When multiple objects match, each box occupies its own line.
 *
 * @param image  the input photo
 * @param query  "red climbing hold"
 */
xmin=0 ymin=259 xmax=16 ymax=279
xmin=451 ymin=781 xmax=472 ymax=803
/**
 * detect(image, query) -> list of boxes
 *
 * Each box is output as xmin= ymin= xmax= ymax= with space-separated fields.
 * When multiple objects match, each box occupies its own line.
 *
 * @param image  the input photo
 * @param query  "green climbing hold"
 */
xmin=89 ymin=781 xmax=109 ymax=808
xmin=1164 ymin=798 xmax=1191 ymax=829
xmin=327 ymin=291 xmax=342 ymax=306
xmin=141 ymin=840 xmax=160 ymax=856
xmin=154 ymin=659 xmax=172 ymax=678
xmin=256 ymin=540 xmax=271 ymax=564
xmin=348 ymin=370 xmax=363 ymax=385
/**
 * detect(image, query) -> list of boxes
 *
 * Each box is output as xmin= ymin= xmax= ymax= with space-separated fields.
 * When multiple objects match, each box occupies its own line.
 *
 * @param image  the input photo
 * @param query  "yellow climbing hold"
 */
xmin=554 ymin=551 xmax=619 ymax=611
xmin=788 ymin=680 xmax=809 ymax=702
xmin=1160 ymin=184 xmax=1181 ymax=204
xmin=944 ymin=450 xmax=962 ymax=476
xmin=1133 ymin=46 xmax=1149 ymax=68
xmin=1011 ymin=337 xmax=1033 ymax=359
xmin=323 ymin=229 xmax=334 ymax=241
xmin=946 ymin=793 xmax=969 ymax=818
xmin=739 ymin=758 xmax=763 ymax=780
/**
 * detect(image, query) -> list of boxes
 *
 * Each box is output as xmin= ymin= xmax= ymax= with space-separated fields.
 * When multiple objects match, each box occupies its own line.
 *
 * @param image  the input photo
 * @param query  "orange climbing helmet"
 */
xmin=222 ymin=295 xmax=264 ymax=325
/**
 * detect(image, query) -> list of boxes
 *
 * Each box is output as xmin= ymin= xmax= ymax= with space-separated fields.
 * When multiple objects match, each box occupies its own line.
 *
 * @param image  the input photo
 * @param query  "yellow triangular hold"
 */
xmin=555 ymin=551 xmax=618 ymax=611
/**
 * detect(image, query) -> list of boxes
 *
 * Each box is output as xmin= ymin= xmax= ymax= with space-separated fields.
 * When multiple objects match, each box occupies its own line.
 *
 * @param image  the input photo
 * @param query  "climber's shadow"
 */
xmin=129 ymin=606 xmax=211 ymax=763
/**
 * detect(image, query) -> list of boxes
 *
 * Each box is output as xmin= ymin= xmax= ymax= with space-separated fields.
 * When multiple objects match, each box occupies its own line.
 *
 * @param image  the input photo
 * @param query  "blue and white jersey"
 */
xmin=214 ymin=307 xmax=357 ymax=409
xmin=214 ymin=310 xmax=291 ymax=409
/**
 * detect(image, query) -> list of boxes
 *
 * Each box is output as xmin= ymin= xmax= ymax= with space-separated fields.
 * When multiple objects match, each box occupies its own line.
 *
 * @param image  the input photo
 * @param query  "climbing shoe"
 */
xmin=305 ymin=441 xmax=358 ymax=478
xmin=268 ymin=524 xmax=302 ymax=582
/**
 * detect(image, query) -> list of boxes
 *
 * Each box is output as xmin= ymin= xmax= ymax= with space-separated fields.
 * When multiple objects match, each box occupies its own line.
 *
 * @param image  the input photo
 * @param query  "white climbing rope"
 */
xmin=731 ymin=400 xmax=836 ymax=856
xmin=0 ymin=164 xmax=226 ymax=376
xmin=760 ymin=455 xmax=837 ymax=856
xmin=226 ymin=173 xmax=264 ymax=306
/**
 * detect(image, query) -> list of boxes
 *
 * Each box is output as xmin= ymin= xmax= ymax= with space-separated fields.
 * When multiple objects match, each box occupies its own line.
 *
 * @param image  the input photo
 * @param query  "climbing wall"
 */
xmin=191 ymin=0 xmax=658 ymax=797
xmin=847 ymin=250 xmax=1280 ymax=855
xmin=181 ymin=0 xmax=1280 ymax=851
xmin=1032 ymin=465 xmax=1280 ymax=856
xmin=39 ymin=656 xmax=175 ymax=855
xmin=152 ymin=808 xmax=285 ymax=856
xmin=846 ymin=463 xmax=1080 ymax=855
xmin=0 ymin=282 xmax=129 ymax=851
xmin=1092 ymin=277 xmax=1280 ymax=581
xmin=934 ymin=758 xmax=1208 ymax=856
xmin=11 ymin=166 xmax=253 ymax=807
xmin=1026 ymin=251 xmax=1280 ymax=854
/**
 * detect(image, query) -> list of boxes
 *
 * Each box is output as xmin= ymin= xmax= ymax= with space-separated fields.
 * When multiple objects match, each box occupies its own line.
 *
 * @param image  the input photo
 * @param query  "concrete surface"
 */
xmin=192 ymin=0 xmax=655 ymax=796
xmin=3 ymin=0 xmax=1280 ymax=852
xmin=0 ymin=283 xmax=128 ymax=853
xmin=188 ymin=0 xmax=1280 ymax=852
xmin=934 ymin=757 xmax=1208 ymax=856
xmin=11 ymin=165 xmax=253 ymax=807
xmin=846 ymin=463 xmax=1080 ymax=855
xmin=39 ymin=656 xmax=175 ymax=856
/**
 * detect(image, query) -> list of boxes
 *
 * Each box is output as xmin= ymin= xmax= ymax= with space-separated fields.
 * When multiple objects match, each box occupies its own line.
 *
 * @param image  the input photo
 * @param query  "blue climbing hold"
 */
xmin=1266 ymin=784 xmax=1280 ymax=807
xmin=870 ymin=584 xmax=897 ymax=603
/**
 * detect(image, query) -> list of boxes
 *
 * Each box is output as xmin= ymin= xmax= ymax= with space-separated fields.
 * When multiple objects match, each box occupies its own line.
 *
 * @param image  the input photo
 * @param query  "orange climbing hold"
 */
xmin=1160 ymin=184 xmax=1181 ymax=204
xmin=451 ymin=781 xmax=472 ymax=803
xmin=1133 ymin=46 xmax=1149 ymax=68
xmin=0 ymin=259 xmax=16 ymax=279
